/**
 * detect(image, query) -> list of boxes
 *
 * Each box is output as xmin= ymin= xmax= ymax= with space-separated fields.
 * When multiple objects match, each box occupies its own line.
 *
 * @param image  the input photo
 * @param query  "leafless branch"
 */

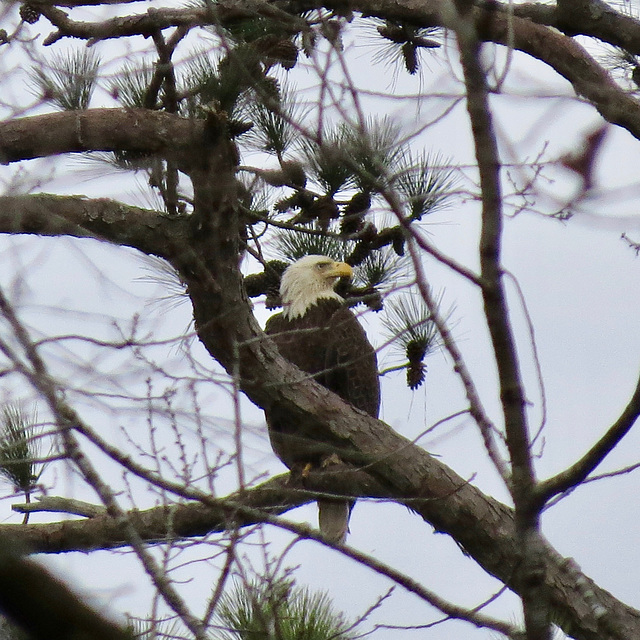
xmin=535 ymin=372 xmax=640 ymax=507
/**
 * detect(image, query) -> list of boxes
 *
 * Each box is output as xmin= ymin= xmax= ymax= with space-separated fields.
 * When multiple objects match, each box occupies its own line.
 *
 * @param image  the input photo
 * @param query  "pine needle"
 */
xmin=0 ymin=404 xmax=42 ymax=494
xmin=245 ymin=84 xmax=303 ymax=157
xmin=298 ymin=129 xmax=356 ymax=195
xmin=30 ymin=48 xmax=101 ymax=111
xmin=352 ymin=246 xmax=408 ymax=290
xmin=393 ymin=151 xmax=458 ymax=220
xmin=214 ymin=577 xmax=356 ymax=640
xmin=272 ymin=223 xmax=353 ymax=262
xmin=382 ymin=293 xmax=452 ymax=389
xmin=110 ymin=62 xmax=155 ymax=109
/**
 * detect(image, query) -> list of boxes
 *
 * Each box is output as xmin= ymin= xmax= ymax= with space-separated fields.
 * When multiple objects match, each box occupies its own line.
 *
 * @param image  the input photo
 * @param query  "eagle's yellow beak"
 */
xmin=328 ymin=262 xmax=353 ymax=279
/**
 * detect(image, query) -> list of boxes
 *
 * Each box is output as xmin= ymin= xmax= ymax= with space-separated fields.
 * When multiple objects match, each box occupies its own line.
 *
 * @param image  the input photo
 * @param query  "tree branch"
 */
xmin=535 ymin=372 xmax=640 ymax=507
xmin=1 ymin=474 xmax=313 ymax=553
xmin=0 ymin=194 xmax=187 ymax=258
xmin=454 ymin=5 xmax=534 ymax=502
xmin=452 ymin=7 xmax=547 ymax=638
xmin=0 ymin=538 xmax=129 ymax=640
xmin=0 ymin=109 xmax=207 ymax=164
xmin=12 ymin=496 xmax=107 ymax=518
xmin=37 ymin=1 xmax=305 ymax=45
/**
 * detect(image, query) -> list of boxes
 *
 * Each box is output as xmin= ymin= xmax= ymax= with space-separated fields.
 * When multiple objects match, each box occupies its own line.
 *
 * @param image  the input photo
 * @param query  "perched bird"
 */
xmin=265 ymin=254 xmax=380 ymax=543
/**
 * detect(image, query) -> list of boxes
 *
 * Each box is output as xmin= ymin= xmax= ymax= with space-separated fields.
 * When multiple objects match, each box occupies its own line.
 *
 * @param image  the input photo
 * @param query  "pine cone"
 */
xmin=280 ymin=160 xmax=307 ymax=188
xmin=377 ymin=22 xmax=407 ymax=44
xmin=402 ymin=42 xmax=419 ymax=75
xmin=341 ymin=192 xmax=370 ymax=235
xmin=347 ymin=240 xmax=371 ymax=267
xmin=275 ymin=191 xmax=313 ymax=214
xmin=345 ymin=191 xmax=371 ymax=215
xmin=340 ymin=214 xmax=363 ymax=235
xmin=243 ymin=260 xmax=288 ymax=301
xmin=320 ymin=20 xmax=343 ymax=49
xmin=228 ymin=120 xmax=253 ymax=137
xmin=406 ymin=338 xmax=428 ymax=389
xmin=260 ymin=75 xmax=281 ymax=101
xmin=407 ymin=361 xmax=426 ymax=390
xmin=309 ymin=195 xmax=339 ymax=229
xmin=254 ymin=35 xmax=299 ymax=70
xmin=365 ymin=291 xmax=383 ymax=312
xmin=359 ymin=221 xmax=378 ymax=242
xmin=406 ymin=339 xmax=427 ymax=363
xmin=19 ymin=3 xmax=40 ymax=23
xmin=264 ymin=260 xmax=288 ymax=307
xmin=392 ymin=233 xmax=405 ymax=256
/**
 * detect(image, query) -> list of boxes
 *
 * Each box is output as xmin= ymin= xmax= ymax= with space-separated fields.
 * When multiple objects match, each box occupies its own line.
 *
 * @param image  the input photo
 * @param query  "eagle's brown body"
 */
xmin=265 ymin=298 xmax=380 ymax=466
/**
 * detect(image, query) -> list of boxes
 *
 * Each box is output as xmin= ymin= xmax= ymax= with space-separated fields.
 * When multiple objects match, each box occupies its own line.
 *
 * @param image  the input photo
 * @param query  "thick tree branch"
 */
xmin=511 ymin=0 xmax=640 ymax=55
xmin=453 ymin=8 xmax=547 ymax=639
xmin=2 ymin=474 xmax=313 ymax=553
xmin=0 ymin=194 xmax=187 ymax=258
xmin=474 ymin=7 xmax=640 ymax=138
xmin=0 ymin=538 xmax=129 ymax=640
xmin=36 ymin=0 xmax=305 ymax=44
xmin=0 ymin=109 xmax=207 ymax=164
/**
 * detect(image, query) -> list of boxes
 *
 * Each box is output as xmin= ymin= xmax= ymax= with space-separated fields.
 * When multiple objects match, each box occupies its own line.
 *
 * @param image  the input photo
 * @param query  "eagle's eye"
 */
xmin=315 ymin=262 xmax=330 ymax=271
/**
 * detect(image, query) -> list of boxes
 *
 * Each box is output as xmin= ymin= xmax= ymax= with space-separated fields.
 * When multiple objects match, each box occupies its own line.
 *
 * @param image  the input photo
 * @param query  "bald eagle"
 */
xmin=265 ymin=255 xmax=380 ymax=543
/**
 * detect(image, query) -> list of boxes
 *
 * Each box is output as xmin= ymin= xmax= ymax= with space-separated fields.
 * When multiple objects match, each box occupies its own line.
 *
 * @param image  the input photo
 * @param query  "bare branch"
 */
xmin=0 ymin=194 xmax=186 ymax=258
xmin=12 ymin=496 xmax=107 ymax=518
xmin=453 ymin=5 xmax=533 ymax=503
xmin=0 ymin=108 xmax=216 ymax=165
xmin=536 ymin=372 xmax=640 ymax=507
xmin=452 ymin=6 xmax=546 ymax=638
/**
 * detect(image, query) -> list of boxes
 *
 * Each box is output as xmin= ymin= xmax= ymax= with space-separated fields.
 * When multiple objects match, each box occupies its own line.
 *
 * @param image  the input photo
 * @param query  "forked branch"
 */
xmin=535 ymin=372 xmax=640 ymax=508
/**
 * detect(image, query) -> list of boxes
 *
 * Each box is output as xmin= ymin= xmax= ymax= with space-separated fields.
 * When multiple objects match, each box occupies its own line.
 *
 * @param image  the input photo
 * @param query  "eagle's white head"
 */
xmin=280 ymin=254 xmax=353 ymax=319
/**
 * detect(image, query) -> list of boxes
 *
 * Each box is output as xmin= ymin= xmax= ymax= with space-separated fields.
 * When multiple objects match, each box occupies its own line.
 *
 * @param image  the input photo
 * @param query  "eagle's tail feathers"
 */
xmin=318 ymin=499 xmax=351 ymax=544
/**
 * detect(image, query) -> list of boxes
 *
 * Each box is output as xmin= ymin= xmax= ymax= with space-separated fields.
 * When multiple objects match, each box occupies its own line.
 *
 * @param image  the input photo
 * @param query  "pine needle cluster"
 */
xmin=29 ymin=49 xmax=101 ymax=111
xmin=110 ymin=62 xmax=156 ymax=109
xmin=214 ymin=577 xmax=356 ymax=640
xmin=0 ymin=404 xmax=43 ymax=495
xmin=272 ymin=224 xmax=352 ymax=263
xmin=383 ymin=295 xmax=447 ymax=389
xmin=375 ymin=19 xmax=440 ymax=75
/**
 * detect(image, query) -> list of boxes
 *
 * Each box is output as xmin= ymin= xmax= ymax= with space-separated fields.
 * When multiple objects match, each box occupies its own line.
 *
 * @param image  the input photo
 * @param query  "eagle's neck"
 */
xmin=281 ymin=283 xmax=342 ymax=320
